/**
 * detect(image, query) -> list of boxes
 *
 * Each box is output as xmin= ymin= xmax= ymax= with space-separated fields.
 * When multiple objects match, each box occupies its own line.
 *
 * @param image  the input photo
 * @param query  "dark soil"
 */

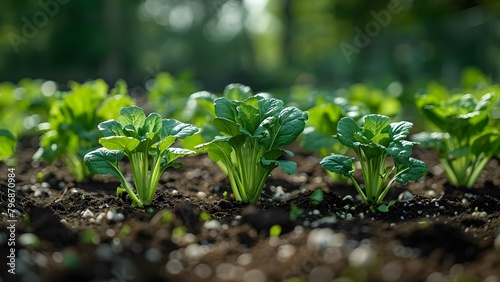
xmin=1 ymin=137 xmax=500 ymax=282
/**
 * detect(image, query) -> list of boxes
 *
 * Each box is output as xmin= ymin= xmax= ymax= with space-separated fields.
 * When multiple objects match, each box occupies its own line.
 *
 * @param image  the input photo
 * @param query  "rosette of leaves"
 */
xmin=412 ymin=92 xmax=500 ymax=188
xmin=84 ymin=106 xmax=198 ymax=207
xmin=196 ymin=93 xmax=308 ymax=204
xmin=320 ymin=114 xmax=428 ymax=210
xmin=34 ymin=79 xmax=135 ymax=181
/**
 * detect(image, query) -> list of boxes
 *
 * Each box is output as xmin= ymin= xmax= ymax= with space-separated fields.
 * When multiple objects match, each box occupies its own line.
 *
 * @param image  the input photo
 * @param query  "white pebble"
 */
xmin=276 ymin=244 xmax=296 ymax=262
xmin=197 ymin=192 xmax=207 ymax=199
xmin=81 ymin=209 xmax=94 ymax=219
xmin=348 ymin=245 xmax=374 ymax=267
xmin=106 ymin=210 xmax=125 ymax=222
xmin=237 ymin=253 xmax=253 ymax=266
xmin=166 ymin=259 xmax=183 ymax=275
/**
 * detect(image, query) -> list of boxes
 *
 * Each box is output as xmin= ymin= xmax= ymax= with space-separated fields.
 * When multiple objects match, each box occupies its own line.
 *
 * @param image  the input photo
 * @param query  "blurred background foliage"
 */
xmin=1 ymin=0 xmax=499 ymax=94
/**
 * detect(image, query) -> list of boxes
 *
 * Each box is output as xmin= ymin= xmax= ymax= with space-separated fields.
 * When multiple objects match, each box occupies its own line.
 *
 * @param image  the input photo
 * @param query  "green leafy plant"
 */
xmin=320 ymin=114 xmax=428 ymax=210
xmin=84 ymin=106 xmax=198 ymax=207
xmin=301 ymin=97 xmax=366 ymax=183
xmin=197 ymin=92 xmax=308 ymax=204
xmin=412 ymin=92 xmax=500 ymax=188
xmin=0 ymin=127 xmax=16 ymax=162
xmin=34 ymin=79 xmax=134 ymax=181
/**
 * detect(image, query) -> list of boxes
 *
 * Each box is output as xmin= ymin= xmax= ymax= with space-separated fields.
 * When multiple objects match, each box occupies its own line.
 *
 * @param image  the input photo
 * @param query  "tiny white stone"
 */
xmin=106 ymin=210 xmax=125 ymax=222
xmin=81 ymin=209 xmax=94 ymax=219
xmin=197 ymin=191 xmax=207 ymax=199
xmin=204 ymin=220 xmax=222 ymax=231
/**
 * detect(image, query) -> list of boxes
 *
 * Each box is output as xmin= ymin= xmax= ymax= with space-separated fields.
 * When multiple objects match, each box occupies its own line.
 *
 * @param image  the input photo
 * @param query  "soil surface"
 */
xmin=1 ymin=137 xmax=500 ymax=282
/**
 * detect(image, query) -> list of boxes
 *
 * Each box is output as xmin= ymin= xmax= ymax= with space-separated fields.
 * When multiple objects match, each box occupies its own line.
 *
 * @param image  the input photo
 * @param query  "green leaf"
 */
xmin=390 ymin=121 xmax=413 ymax=141
xmin=214 ymin=97 xmax=238 ymax=122
xmin=363 ymin=114 xmax=391 ymax=145
xmin=301 ymin=127 xmax=335 ymax=152
xmin=336 ymin=117 xmax=361 ymax=148
xmin=410 ymin=132 xmax=448 ymax=150
xmin=471 ymin=132 xmax=500 ymax=157
xmin=223 ymin=83 xmax=253 ymax=101
xmin=165 ymin=147 xmax=196 ymax=163
xmin=99 ymin=136 xmax=140 ymax=152
xmin=161 ymin=119 xmax=199 ymax=139
xmin=118 ymin=106 xmax=146 ymax=131
xmin=270 ymin=107 xmax=308 ymax=148
xmin=396 ymin=158 xmax=428 ymax=184
xmin=98 ymin=120 xmax=124 ymax=137
xmin=140 ymin=112 xmax=163 ymax=137
xmin=212 ymin=117 xmax=240 ymax=136
xmin=97 ymin=95 xmax=135 ymax=121
xmin=320 ymin=154 xmax=354 ymax=177
xmin=84 ymin=148 xmax=124 ymax=177
xmin=261 ymin=158 xmax=297 ymax=175
xmin=289 ymin=204 xmax=303 ymax=221
xmin=310 ymin=189 xmax=324 ymax=203
xmin=157 ymin=136 xmax=177 ymax=152
xmin=197 ymin=138 xmax=233 ymax=163
xmin=0 ymin=128 xmax=16 ymax=161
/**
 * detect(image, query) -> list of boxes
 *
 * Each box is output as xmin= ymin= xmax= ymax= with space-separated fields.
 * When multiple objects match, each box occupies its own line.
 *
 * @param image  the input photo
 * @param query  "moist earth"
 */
xmin=1 ymin=138 xmax=500 ymax=282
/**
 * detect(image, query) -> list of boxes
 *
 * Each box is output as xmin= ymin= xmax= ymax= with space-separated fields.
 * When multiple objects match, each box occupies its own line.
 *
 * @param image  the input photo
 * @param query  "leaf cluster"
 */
xmin=197 ymin=87 xmax=308 ymax=204
xmin=413 ymin=91 xmax=500 ymax=188
xmin=34 ymin=79 xmax=134 ymax=181
xmin=84 ymin=106 xmax=198 ymax=207
xmin=320 ymin=114 xmax=428 ymax=208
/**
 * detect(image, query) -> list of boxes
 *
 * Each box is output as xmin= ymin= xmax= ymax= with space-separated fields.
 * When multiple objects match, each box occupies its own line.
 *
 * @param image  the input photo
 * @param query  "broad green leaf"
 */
xmin=99 ymin=136 xmax=140 ymax=152
xmin=214 ymin=97 xmax=238 ymax=122
xmin=0 ymin=128 xmax=16 ymax=161
xmin=84 ymin=148 xmax=123 ymax=177
xmin=196 ymin=138 xmax=233 ymax=163
xmin=164 ymin=147 xmax=196 ymax=163
xmin=212 ymin=117 xmax=240 ymax=136
xmin=157 ymin=136 xmax=177 ymax=152
xmin=396 ymin=158 xmax=428 ymax=183
xmin=254 ymin=116 xmax=276 ymax=137
xmin=140 ymin=112 xmax=162 ymax=137
xmin=261 ymin=158 xmax=297 ymax=175
xmin=270 ymin=107 xmax=308 ymax=148
xmin=223 ymin=83 xmax=253 ymax=101
xmin=386 ymin=140 xmax=414 ymax=163
xmin=98 ymin=120 xmax=124 ymax=137
xmin=118 ymin=106 xmax=146 ymax=131
xmin=336 ymin=117 xmax=361 ymax=148
xmin=161 ymin=119 xmax=199 ymax=139
xmin=363 ymin=114 xmax=391 ymax=144
xmin=307 ymin=103 xmax=343 ymax=136
xmin=235 ymin=102 xmax=260 ymax=135
xmin=258 ymin=97 xmax=283 ymax=120
xmin=390 ymin=121 xmax=413 ymax=141
xmin=320 ymin=154 xmax=354 ymax=177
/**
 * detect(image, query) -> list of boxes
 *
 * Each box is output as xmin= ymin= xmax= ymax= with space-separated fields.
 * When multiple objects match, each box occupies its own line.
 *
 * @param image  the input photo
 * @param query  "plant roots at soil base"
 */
xmin=1 ymin=144 xmax=500 ymax=282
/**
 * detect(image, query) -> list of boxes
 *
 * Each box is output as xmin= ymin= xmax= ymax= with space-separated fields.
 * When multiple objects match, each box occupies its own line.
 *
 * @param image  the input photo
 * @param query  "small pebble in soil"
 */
xmin=237 ymin=253 xmax=253 ymax=266
xmin=18 ymin=233 xmax=40 ymax=247
xmin=197 ymin=191 xmax=207 ymax=199
xmin=271 ymin=186 xmax=286 ymax=202
xmin=60 ymin=219 xmax=67 ymax=225
xmin=425 ymin=190 xmax=437 ymax=198
xmin=81 ymin=209 xmax=94 ymax=219
xmin=398 ymin=191 xmax=414 ymax=201
xmin=96 ymin=212 xmax=106 ymax=223
xmin=166 ymin=259 xmax=183 ymax=275
xmin=106 ymin=210 xmax=125 ymax=222
xmin=204 ymin=220 xmax=222 ymax=231
xmin=276 ymin=244 xmax=296 ymax=262
xmin=243 ymin=269 xmax=267 ymax=282
xmin=307 ymin=228 xmax=345 ymax=250
xmin=348 ymin=245 xmax=375 ymax=267
xmin=171 ymin=190 xmax=179 ymax=195
xmin=195 ymin=263 xmax=212 ymax=279
xmin=52 ymin=252 xmax=64 ymax=263
xmin=342 ymin=195 xmax=354 ymax=202
xmin=184 ymin=243 xmax=209 ymax=261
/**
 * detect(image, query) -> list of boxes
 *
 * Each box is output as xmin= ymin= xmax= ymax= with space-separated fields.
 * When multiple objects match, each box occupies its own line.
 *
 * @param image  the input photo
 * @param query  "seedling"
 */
xmin=34 ymin=79 xmax=134 ymax=181
xmin=309 ymin=189 xmax=324 ymax=205
xmin=84 ymin=106 xmax=198 ymax=207
xmin=289 ymin=204 xmax=303 ymax=221
xmin=320 ymin=114 xmax=428 ymax=209
xmin=0 ymin=127 xmax=16 ymax=162
xmin=413 ymin=92 xmax=500 ymax=188
xmin=197 ymin=93 xmax=308 ymax=204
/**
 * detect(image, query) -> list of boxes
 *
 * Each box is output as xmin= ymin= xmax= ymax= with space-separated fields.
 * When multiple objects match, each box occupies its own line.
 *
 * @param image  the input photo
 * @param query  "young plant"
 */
xmin=301 ymin=96 xmax=365 ymax=183
xmin=196 ymin=94 xmax=308 ymax=204
xmin=34 ymin=79 xmax=134 ymax=181
xmin=412 ymin=92 xmax=500 ymax=188
xmin=84 ymin=106 xmax=198 ymax=207
xmin=320 ymin=114 xmax=428 ymax=210
xmin=0 ymin=127 xmax=16 ymax=162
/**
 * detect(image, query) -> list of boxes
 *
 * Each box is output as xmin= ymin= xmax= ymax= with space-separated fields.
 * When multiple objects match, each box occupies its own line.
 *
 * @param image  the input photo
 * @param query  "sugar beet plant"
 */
xmin=412 ymin=92 xmax=500 ymax=188
xmin=320 ymin=114 xmax=428 ymax=210
xmin=84 ymin=106 xmax=198 ymax=207
xmin=197 ymin=94 xmax=308 ymax=204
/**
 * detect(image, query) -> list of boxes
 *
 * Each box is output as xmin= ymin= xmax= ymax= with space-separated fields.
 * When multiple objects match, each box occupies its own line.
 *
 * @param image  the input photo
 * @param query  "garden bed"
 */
xmin=1 ymin=140 xmax=500 ymax=282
